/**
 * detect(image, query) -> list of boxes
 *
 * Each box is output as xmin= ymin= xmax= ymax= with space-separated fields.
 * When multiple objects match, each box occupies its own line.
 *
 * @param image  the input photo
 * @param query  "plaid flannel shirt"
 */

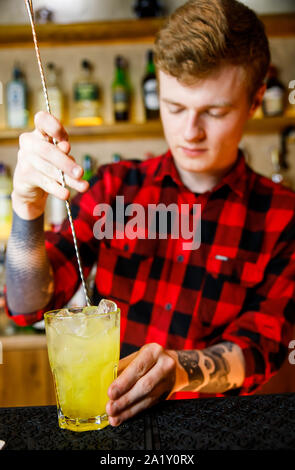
xmin=6 ymin=150 xmax=295 ymax=398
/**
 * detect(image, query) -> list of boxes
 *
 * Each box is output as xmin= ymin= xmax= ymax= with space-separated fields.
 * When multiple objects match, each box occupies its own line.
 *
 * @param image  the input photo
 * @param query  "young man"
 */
xmin=5 ymin=0 xmax=295 ymax=427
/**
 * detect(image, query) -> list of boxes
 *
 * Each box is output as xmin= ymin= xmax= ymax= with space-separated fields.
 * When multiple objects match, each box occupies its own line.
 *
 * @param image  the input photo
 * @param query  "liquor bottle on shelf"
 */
xmin=112 ymin=153 xmax=122 ymax=163
xmin=133 ymin=0 xmax=164 ymax=18
xmin=285 ymin=80 xmax=295 ymax=117
xmin=6 ymin=65 xmax=29 ymax=129
xmin=262 ymin=65 xmax=286 ymax=117
xmin=270 ymin=147 xmax=292 ymax=189
xmin=46 ymin=194 xmax=67 ymax=233
xmin=0 ymin=163 xmax=12 ymax=242
xmin=142 ymin=50 xmax=160 ymax=120
xmin=37 ymin=62 xmax=64 ymax=122
xmin=82 ymin=154 xmax=95 ymax=181
xmin=112 ymin=56 xmax=131 ymax=122
xmin=72 ymin=59 xmax=102 ymax=126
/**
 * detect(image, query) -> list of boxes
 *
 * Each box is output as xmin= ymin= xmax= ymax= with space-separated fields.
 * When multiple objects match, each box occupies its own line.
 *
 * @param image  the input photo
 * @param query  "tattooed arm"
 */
xmin=5 ymin=112 xmax=88 ymax=316
xmin=106 ymin=341 xmax=245 ymax=426
xmin=173 ymin=342 xmax=245 ymax=394
xmin=5 ymin=211 xmax=54 ymax=314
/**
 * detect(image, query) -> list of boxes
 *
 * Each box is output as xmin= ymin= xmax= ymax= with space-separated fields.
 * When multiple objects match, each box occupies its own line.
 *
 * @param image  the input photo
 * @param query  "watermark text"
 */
xmin=93 ymin=196 xmax=201 ymax=250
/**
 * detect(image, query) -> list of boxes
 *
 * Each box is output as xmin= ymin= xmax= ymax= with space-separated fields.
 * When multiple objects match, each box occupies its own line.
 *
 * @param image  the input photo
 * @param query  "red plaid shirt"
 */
xmin=6 ymin=150 xmax=295 ymax=398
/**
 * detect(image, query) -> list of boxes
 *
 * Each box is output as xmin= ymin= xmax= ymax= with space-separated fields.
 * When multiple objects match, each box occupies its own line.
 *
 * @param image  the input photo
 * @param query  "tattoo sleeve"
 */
xmin=5 ymin=211 xmax=54 ymax=315
xmin=176 ymin=342 xmax=245 ymax=393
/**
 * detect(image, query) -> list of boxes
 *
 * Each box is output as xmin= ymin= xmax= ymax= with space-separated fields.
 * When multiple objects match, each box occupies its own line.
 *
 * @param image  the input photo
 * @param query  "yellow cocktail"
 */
xmin=44 ymin=301 xmax=120 ymax=432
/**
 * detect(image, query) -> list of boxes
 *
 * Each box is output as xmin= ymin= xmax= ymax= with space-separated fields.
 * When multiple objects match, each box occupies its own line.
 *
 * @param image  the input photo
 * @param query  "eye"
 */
xmin=167 ymin=104 xmax=184 ymax=114
xmin=206 ymin=109 xmax=228 ymax=118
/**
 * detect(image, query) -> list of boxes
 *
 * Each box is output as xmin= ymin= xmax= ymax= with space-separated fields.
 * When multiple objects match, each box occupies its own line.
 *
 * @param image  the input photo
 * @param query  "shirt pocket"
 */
xmin=198 ymin=255 xmax=265 ymax=329
xmin=96 ymin=237 xmax=157 ymax=304
xmin=207 ymin=255 xmax=265 ymax=287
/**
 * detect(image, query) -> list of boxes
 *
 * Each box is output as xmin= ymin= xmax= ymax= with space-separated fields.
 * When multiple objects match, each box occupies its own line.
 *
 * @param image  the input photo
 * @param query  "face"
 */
xmin=159 ymin=66 xmax=261 ymax=177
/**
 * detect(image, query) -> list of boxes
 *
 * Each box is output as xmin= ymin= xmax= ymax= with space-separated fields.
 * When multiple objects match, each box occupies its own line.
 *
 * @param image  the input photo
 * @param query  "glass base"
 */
xmin=58 ymin=409 xmax=109 ymax=432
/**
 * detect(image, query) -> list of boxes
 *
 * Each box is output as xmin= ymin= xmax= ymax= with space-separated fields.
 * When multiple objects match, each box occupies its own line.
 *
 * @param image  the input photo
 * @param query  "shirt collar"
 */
xmin=154 ymin=148 xmax=248 ymax=199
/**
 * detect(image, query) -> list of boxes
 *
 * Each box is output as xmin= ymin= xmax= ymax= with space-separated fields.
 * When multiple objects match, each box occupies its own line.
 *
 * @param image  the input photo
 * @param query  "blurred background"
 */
xmin=0 ymin=0 xmax=294 ymax=406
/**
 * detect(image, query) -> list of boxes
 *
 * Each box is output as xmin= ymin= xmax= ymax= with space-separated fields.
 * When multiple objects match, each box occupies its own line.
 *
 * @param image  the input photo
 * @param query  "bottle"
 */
xmin=142 ymin=50 xmax=160 ymax=120
xmin=262 ymin=65 xmax=286 ymax=117
xmin=270 ymin=148 xmax=292 ymax=189
xmin=72 ymin=59 xmax=102 ymax=126
xmin=112 ymin=56 xmax=130 ymax=122
xmin=6 ymin=65 xmax=29 ymax=129
xmin=133 ymin=0 xmax=164 ymax=18
xmin=38 ymin=62 xmax=64 ymax=122
xmin=46 ymin=194 xmax=67 ymax=232
xmin=0 ymin=163 xmax=12 ymax=242
xmin=285 ymin=80 xmax=295 ymax=117
xmin=112 ymin=153 xmax=122 ymax=163
xmin=82 ymin=154 xmax=94 ymax=181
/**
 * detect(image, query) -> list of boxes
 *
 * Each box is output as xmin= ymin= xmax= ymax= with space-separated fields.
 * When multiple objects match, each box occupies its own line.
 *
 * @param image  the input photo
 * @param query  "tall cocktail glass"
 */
xmin=44 ymin=300 xmax=120 ymax=432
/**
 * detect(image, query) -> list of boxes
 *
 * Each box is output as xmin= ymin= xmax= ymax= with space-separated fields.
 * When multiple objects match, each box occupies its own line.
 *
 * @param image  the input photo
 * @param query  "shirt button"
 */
xmin=124 ymin=244 xmax=129 ymax=252
xmin=165 ymin=303 xmax=172 ymax=311
xmin=177 ymin=255 xmax=184 ymax=262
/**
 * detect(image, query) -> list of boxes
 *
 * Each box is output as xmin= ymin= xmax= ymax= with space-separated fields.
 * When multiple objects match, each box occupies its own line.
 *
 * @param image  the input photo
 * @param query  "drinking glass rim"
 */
xmin=44 ymin=305 xmax=120 ymax=319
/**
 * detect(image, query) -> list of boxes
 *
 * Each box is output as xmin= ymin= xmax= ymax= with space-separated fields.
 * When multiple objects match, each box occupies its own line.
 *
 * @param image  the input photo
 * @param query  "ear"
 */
xmin=248 ymin=83 xmax=266 ymax=118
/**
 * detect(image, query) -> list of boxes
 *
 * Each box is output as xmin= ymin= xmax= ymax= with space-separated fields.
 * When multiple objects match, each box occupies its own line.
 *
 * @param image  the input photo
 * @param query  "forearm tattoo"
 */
xmin=5 ymin=211 xmax=54 ymax=314
xmin=176 ymin=342 xmax=245 ymax=393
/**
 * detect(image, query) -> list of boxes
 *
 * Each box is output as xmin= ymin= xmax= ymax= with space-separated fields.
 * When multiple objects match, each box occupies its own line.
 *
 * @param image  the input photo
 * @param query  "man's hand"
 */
xmin=13 ymin=111 xmax=89 ymax=220
xmin=106 ymin=341 xmax=245 ymax=426
xmin=106 ymin=343 xmax=178 ymax=427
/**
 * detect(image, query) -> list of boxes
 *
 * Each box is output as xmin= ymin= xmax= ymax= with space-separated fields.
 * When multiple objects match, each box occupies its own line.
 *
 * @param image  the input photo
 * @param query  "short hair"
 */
xmin=154 ymin=0 xmax=270 ymax=103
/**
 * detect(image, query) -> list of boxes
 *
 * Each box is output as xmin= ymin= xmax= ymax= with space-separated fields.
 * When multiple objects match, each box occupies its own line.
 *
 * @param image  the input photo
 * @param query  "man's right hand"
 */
xmin=13 ymin=111 xmax=89 ymax=220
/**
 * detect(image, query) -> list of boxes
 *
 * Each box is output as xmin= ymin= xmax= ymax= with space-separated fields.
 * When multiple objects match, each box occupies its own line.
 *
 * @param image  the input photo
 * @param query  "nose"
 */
xmin=183 ymin=111 xmax=206 ymax=142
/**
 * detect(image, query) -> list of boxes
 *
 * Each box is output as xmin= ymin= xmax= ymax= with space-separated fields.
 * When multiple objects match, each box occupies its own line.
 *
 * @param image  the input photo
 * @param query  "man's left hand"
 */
xmin=106 ymin=343 xmax=177 ymax=426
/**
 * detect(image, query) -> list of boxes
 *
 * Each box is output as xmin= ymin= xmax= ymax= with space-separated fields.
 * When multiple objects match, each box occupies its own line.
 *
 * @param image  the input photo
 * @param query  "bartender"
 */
xmin=5 ymin=0 xmax=295 ymax=427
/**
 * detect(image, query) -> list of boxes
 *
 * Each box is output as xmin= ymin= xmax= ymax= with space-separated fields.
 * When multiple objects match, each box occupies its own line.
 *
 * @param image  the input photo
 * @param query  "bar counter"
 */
xmin=0 ymin=393 xmax=294 ymax=451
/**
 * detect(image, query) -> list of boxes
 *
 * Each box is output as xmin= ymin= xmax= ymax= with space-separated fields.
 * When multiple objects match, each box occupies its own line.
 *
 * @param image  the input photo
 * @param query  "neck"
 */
xmin=174 ymin=158 xmax=238 ymax=194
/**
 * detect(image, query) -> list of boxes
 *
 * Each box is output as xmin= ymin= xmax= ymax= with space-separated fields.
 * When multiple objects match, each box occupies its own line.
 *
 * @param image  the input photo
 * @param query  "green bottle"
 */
xmin=112 ymin=56 xmax=130 ymax=122
xmin=82 ymin=155 xmax=94 ymax=181
xmin=142 ymin=50 xmax=159 ymax=120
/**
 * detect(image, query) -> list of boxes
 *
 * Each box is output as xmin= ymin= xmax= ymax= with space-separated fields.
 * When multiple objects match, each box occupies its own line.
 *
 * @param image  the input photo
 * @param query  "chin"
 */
xmin=174 ymin=154 xmax=210 ymax=173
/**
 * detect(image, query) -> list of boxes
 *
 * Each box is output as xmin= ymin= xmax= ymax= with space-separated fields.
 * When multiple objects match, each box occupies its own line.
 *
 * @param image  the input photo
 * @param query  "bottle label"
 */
xmin=39 ymin=88 xmax=63 ymax=121
xmin=263 ymin=87 xmax=284 ymax=115
xmin=74 ymin=83 xmax=99 ymax=102
xmin=143 ymin=79 xmax=159 ymax=111
xmin=113 ymin=86 xmax=129 ymax=112
xmin=7 ymin=82 xmax=28 ymax=128
xmin=46 ymin=196 xmax=67 ymax=226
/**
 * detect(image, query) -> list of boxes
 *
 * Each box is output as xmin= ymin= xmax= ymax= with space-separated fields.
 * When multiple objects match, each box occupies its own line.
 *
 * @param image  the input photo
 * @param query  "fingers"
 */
xmin=20 ymin=154 xmax=89 ymax=199
xmin=34 ymin=111 xmax=69 ymax=143
xmin=107 ymin=361 xmax=172 ymax=426
xmin=106 ymin=344 xmax=176 ymax=426
xmin=108 ymin=395 xmax=154 ymax=427
xmin=108 ymin=344 xmax=162 ymax=400
xmin=20 ymin=131 xmax=82 ymax=181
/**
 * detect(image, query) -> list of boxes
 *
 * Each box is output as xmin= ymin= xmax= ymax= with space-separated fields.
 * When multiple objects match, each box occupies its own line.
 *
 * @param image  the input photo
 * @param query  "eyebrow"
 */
xmin=161 ymin=98 xmax=234 ymax=108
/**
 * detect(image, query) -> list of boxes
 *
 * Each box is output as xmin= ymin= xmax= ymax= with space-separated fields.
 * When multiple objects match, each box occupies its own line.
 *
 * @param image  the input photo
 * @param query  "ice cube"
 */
xmin=66 ymin=312 xmax=88 ymax=336
xmin=97 ymin=299 xmax=118 ymax=314
xmin=54 ymin=308 xmax=72 ymax=317
xmin=82 ymin=306 xmax=101 ymax=316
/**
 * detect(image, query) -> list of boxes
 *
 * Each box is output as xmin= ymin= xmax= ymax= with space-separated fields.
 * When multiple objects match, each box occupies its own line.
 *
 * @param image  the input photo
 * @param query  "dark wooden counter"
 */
xmin=0 ymin=393 xmax=294 ymax=451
